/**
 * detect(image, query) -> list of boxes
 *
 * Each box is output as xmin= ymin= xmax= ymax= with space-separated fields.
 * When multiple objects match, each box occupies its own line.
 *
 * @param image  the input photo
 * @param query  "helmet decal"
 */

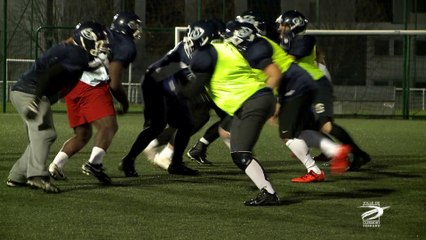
xmin=224 ymin=20 xmax=257 ymax=52
xmin=235 ymin=10 xmax=267 ymax=36
xmin=74 ymin=21 xmax=109 ymax=60
xmin=188 ymin=26 xmax=206 ymax=41
xmin=278 ymin=10 xmax=309 ymax=35
xmin=183 ymin=19 xmax=222 ymax=58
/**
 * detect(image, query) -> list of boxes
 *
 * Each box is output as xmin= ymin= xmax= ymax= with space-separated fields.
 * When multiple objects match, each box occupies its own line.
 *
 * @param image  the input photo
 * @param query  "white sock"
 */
xmin=319 ymin=138 xmax=340 ymax=158
xmin=286 ymin=138 xmax=321 ymax=174
xmin=88 ymin=146 xmax=106 ymax=165
xmin=200 ymin=137 xmax=209 ymax=145
xmin=145 ymin=139 xmax=159 ymax=150
xmin=222 ymin=137 xmax=231 ymax=149
xmin=159 ymin=145 xmax=174 ymax=159
xmin=52 ymin=151 xmax=69 ymax=169
xmin=245 ymin=159 xmax=275 ymax=194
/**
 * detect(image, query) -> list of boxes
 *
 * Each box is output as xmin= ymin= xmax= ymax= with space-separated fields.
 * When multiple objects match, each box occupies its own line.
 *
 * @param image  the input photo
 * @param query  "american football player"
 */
xmin=7 ymin=20 xmax=109 ymax=193
xmin=48 ymin=12 xmax=142 ymax=184
xmin=228 ymin=11 xmax=351 ymax=185
xmin=178 ymin=19 xmax=281 ymax=206
xmin=118 ymin=20 xmax=222 ymax=176
xmin=277 ymin=10 xmax=369 ymax=176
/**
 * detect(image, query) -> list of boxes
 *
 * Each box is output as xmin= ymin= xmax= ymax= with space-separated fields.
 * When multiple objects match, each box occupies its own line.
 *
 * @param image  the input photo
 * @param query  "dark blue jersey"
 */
xmin=107 ymin=29 xmax=137 ymax=68
xmin=287 ymin=35 xmax=316 ymax=59
xmin=190 ymin=44 xmax=217 ymax=75
xmin=243 ymin=38 xmax=274 ymax=70
xmin=148 ymin=41 xmax=191 ymax=71
xmin=12 ymin=43 xmax=90 ymax=103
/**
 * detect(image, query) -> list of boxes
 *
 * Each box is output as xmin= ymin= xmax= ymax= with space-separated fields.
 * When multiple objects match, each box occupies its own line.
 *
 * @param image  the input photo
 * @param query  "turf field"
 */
xmin=0 ymin=111 xmax=425 ymax=240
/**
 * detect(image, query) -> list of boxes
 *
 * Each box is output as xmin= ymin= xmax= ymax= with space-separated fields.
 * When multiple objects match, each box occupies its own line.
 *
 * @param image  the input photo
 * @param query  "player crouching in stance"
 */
xmin=6 ymin=21 xmax=109 ymax=193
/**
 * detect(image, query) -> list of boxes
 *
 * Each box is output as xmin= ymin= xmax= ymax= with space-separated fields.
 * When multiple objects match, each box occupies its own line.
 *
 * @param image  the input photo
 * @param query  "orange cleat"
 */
xmin=330 ymin=145 xmax=351 ymax=175
xmin=291 ymin=170 xmax=325 ymax=183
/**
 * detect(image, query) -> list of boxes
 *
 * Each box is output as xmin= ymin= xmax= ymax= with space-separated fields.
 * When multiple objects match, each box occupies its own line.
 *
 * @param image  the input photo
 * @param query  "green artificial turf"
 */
xmin=0 ymin=112 xmax=425 ymax=240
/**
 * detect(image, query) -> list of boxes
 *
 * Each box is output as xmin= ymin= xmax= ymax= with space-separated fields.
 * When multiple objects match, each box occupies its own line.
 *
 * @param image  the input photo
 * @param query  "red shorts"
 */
xmin=65 ymin=81 xmax=115 ymax=128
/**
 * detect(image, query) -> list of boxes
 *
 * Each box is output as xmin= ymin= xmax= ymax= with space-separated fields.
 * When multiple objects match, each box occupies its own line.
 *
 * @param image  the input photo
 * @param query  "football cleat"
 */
xmin=49 ymin=163 xmax=67 ymax=180
xmin=82 ymin=162 xmax=112 ymax=185
xmin=330 ymin=145 xmax=351 ymax=175
xmin=348 ymin=151 xmax=371 ymax=171
xmin=118 ymin=157 xmax=139 ymax=177
xmin=313 ymin=153 xmax=329 ymax=162
xmin=168 ymin=164 xmax=199 ymax=176
xmin=6 ymin=179 xmax=27 ymax=187
xmin=244 ymin=188 xmax=280 ymax=206
xmin=187 ymin=141 xmax=212 ymax=165
xmin=27 ymin=176 xmax=60 ymax=193
xmin=291 ymin=170 xmax=325 ymax=183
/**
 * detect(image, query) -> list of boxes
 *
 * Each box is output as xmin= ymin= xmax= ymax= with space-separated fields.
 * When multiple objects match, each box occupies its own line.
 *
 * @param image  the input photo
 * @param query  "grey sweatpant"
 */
xmin=8 ymin=91 xmax=57 ymax=183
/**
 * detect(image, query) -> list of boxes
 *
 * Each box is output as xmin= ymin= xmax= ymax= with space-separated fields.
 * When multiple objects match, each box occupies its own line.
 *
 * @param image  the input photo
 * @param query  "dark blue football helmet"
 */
xmin=74 ymin=20 xmax=109 ymax=58
xmin=276 ymin=10 xmax=308 ymax=35
xmin=224 ymin=20 xmax=257 ymax=52
xmin=210 ymin=18 xmax=226 ymax=38
xmin=235 ymin=10 xmax=267 ymax=36
xmin=110 ymin=11 xmax=143 ymax=39
xmin=183 ymin=20 xmax=220 ymax=58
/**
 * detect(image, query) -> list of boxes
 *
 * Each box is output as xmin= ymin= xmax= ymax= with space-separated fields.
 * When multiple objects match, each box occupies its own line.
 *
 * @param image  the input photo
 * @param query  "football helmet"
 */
xmin=224 ymin=20 xmax=257 ymax=52
xmin=276 ymin=10 xmax=308 ymax=35
xmin=74 ymin=20 xmax=109 ymax=59
xmin=235 ymin=10 xmax=267 ymax=36
xmin=110 ymin=11 xmax=143 ymax=39
xmin=210 ymin=18 xmax=226 ymax=38
xmin=183 ymin=20 xmax=220 ymax=58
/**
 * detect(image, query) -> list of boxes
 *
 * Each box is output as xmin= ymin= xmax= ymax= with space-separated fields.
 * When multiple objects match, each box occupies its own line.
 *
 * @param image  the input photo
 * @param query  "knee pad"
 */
xmin=231 ymin=151 xmax=253 ymax=171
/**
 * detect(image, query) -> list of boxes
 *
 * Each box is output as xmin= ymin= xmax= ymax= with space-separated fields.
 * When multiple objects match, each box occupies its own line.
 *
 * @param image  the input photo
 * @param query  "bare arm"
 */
xmin=263 ymin=63 xmax=282 ymax=89
xmin=108 ymin=61 xmax=129 ymax=114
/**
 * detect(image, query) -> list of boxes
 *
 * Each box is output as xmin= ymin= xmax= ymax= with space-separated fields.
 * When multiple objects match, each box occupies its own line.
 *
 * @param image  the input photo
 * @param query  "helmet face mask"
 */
xmin=183 ymin=20 xmax=220 ymax=58
xmin=111 ymin=12 xmax=143 ymax=39
xmin=74 ymin=21 xmax=110 ymax=60
xmin=276 ymin=10 xmax=308 ymax=35
xmin=224 ymin=20 xmax=257 ymax=52
xmin=183 ymin=36 xmax=195 ymax=58
xmin=89 ymin=39 xmax=110 ymax=58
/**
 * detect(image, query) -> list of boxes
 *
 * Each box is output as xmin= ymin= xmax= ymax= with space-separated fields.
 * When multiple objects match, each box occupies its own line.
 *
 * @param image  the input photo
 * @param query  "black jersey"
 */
xmin=107 ymin=29 xmax=137 ymax=68
xmin=12 ymin=43 xmax=90 ymax=103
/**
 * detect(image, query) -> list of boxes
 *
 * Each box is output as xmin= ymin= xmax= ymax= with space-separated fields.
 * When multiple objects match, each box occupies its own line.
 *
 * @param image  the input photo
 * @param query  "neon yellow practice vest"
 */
xmin=296 ymin=45 xmax=325 ymax=80
xmin=207 ymin=42 xmax=268 ymax=116
xmin=261 ymin=36 xmax=294 ymax=74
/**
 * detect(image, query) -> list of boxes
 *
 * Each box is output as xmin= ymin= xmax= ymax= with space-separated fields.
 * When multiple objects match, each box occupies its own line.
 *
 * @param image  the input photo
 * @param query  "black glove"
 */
xmin=25 ymin=98 xmax=41 ymax=120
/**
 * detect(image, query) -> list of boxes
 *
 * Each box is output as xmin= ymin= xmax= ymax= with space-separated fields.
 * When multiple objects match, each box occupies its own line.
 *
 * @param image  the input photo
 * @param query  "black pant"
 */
xmin=230 ymin=90 xmax=276 ymax=152
xmin=126 ymin=74 xmax=194 ymax=166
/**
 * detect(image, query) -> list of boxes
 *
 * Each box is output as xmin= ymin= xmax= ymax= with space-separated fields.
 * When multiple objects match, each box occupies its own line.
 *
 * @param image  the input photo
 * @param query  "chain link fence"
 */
xmin=1 ymin=0 xmax=425 ymax=117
